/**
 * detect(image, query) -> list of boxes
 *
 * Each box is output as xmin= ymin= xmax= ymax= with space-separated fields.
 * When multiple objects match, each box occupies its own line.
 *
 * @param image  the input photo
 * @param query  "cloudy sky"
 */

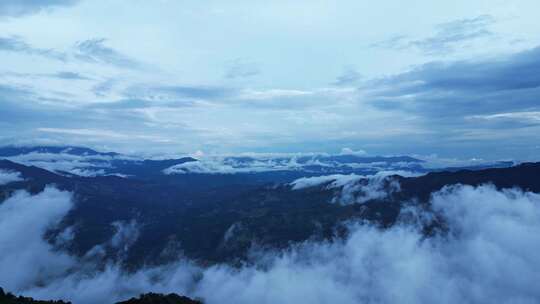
xmin=1 ymin=0 xmax=539 ymax=159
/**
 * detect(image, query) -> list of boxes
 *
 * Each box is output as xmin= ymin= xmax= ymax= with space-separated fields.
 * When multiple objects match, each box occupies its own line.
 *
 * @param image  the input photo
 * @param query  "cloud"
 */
xmin=467 ymin=111 xmax=540 ymax=125
xmin=369 ymin=35 xmax=409 ymax=50
xmin=290 ymin=171 xmax=424 ymax=204
xmin=290 ymin=174 xmax=362 ymax=190
xmin=155 ymin=85 xmax=233 ymax=100
xmin=0 ymin=35 xmax=141 ymax=68
xmin=118 ymin=85 xmax=234 ymax=108
xmin=0 ymin=84 xmax=50 ymax=123
xmin=339 ymin=147 xmax=367 ymax=156
xmin=3 ymin=151 xmax=117 ymax=176
xmin=110 ymin=220 xmax=140 ymax=254
xmin=36 ymin=128 xmax=173 ymax=144
xmin=0 ymin=0 xmax=78 ymax=18
xmin=2 ymin=184 xmax=540 ymax=303
xmin=0 ymin=187 xmax=75 ymax=292
xmin=411 ymin=15 xmax=495 ymax=54
xmin=0 ymin=36 xmax=67 ymax=61
xmin=238 ymin=89 xmax=313 ymax=101
xmin=332 ymin=66 xmax=361 ymax=86
xmin=74 ymin=38 xmax=141 ymax=69
xmin=92 ymin=79 xmax=116 ymax=97
xmin=0 ymin=169 xmax=23 ymax=185
xmin=53 ymin=71 xmax=91 ymax=80
xmin=368 ymin=46 xmax=540 ymax=118
xmin=37 ymin=128 xmax=129 ymax=139
xmin=89 ymin=92 xmax=217 ymax=110
xmin=371 ymin=15 xmax=495 ymax=55
xmin=163 ymin=153 xmax=424 ymax=175
xmin=355 ymin=45 xmax=540 ymax=152
xmin=224 ymin=59 xmax=261 ymax=79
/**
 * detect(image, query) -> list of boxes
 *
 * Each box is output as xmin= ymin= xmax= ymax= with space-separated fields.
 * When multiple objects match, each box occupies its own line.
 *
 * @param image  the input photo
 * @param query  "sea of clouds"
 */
xmin=1 ymin=183 xmax=539 ymax=304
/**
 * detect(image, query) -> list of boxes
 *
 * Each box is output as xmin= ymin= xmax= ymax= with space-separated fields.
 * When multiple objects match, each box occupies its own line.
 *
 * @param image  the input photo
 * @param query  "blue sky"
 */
xmin=1 ymin=0 xmax=539 ymax=159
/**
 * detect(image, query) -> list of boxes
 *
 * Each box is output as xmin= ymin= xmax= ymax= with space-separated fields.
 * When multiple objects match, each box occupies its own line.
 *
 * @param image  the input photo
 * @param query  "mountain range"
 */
xmin=0 ymin=146 xmax=536 ymax=267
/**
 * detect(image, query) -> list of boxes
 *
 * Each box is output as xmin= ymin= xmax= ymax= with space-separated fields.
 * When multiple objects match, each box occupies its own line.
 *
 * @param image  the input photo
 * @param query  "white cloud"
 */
xmin=468 ymin=111 xmax=540 ymax=123
xmin=164 ymin=154 xmax=426 ymax=175
xmin=0 ymin=187 xmax=75 ymax=292
xmin=238 ymin=89 xmax=313 ymax=100
xmin=290 ymin=174 xmax=363 ymax=190
xmin=291 ymin=171 xmax=424 ymax=205
xmin=0 ymin=169 xmax=23 ymax=185
xmin=340 ymin=147 xmax=367 ymax=156
xmin=4 ymin=152 xmax=114 ymax=176
xmin=110 ymin=220 xmax=139 ymax=254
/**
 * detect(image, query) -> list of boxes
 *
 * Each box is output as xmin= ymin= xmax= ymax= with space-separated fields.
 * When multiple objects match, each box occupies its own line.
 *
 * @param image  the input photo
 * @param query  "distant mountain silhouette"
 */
xmin=117 ymin=293 xmax=202 ymax=304
xmin=0 ymin=145 xmax=436 ymax=178
xmin=0 ymin=287 xmax=70 ymax=304
xmin=0 ymin=287 xmax=200 ymax=304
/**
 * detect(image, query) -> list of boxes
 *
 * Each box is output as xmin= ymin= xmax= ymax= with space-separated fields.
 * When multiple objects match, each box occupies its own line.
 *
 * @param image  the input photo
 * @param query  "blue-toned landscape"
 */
xmin=1 ymin=1 xmax=540 ymax=303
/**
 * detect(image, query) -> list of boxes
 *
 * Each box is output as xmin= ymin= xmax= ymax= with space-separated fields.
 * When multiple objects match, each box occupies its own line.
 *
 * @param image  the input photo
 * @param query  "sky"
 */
xmin=1 ymin=0 xmax=539 ymax=159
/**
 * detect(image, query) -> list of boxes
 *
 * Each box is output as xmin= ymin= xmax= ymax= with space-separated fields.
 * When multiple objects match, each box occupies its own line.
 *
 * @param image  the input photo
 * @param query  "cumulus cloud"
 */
xmin=0 ymin=169 xmax=23 ymax=185
xmin=2 ymin=184 xmax=540 ymax=303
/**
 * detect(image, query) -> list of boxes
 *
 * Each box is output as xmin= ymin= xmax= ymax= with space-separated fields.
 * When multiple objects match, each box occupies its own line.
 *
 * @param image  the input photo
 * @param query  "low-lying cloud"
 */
xmin=0 ymin=169 xmax=23 ymax=185
xmin=0 ymin=187 xmax=75 ymax=291
xmin=1 ymin=184 xmax=539 ymax=303
xmin=291 ymin=171 xmax=424 ymax=204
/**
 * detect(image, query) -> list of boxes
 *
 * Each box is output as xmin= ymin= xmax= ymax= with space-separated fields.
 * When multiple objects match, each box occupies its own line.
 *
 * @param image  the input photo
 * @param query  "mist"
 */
xmin=1 ymin=184 xmax=539 ymax=304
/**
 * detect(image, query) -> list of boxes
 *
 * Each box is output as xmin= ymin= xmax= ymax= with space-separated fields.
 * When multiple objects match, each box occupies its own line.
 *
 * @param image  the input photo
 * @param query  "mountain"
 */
xmin=0 ymin=288 xmax=200 ymax=304
xmin=2 ymin=156 xmax=538 ymax=268
xmin=0 ymin=146 xmax=197 ymax=179
xmin=1 ymin=145 xmax=516 ymax=182
xmin=0 ymin=287 xmax=70 ymax=304
xmin=117 ymin=293 xmax=202 ymax=304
